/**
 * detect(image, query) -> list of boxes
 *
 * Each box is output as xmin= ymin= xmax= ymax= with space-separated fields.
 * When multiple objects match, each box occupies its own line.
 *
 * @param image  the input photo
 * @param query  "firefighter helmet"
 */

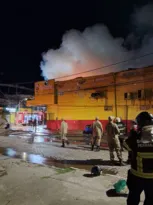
xmin=108 ymin=116 xmax=115 ymax=121
xmin=136 ymin=112 xmax=153 ymax=128
xmin=115 ymin=117 xmax=121 ymax=123
xmin=91 ymin=165 xmax=101 ymax=176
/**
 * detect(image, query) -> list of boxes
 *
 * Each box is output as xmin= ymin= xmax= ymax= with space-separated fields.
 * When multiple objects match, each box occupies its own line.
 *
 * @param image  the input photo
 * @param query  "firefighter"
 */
xmin=115 ymin=117 xmax=126 ymax=151
xmin=124 ymin=111 xmax=153 ymax=205
xmin=60 ymin=118 xmax=69 ymax=147
xmin=105 ymin=116 xmax=124 ymax=166
xmin=91 ymin=117 xmax=103 ymax=151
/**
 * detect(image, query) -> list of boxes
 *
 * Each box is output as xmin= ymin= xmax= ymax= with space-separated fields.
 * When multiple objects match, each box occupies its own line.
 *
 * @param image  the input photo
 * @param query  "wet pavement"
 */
xmin=0 ymin=126 xmax=142 ymax=204
xmin=8 ymin=129 xmax=108 ymax=147
xmin=9 ymin=124 xmax=108 ymax=145
xmin=0 ymin=147 xmax=116 ymax=171
xmin=0 ymin=129 xmax=129 ymax=179
xmin=9 ymin=132 xmax=89 ymax=144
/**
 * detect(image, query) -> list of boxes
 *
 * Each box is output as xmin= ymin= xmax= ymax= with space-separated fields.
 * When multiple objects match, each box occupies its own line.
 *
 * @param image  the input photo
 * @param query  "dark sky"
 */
xmin=0 ymin=0 xmax=151 ymax=86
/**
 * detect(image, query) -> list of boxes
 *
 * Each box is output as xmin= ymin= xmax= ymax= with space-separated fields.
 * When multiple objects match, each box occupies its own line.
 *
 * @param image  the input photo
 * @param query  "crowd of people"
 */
xmin=59 ymin=116 xmax=135 ymax=166
xmin=59 ymin=112 xmax=153 ymax=205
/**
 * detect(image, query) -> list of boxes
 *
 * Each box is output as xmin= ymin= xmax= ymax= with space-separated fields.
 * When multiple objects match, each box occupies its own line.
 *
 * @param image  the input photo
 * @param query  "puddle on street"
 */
xmin=1 ymin=133 xmax=108 ymax=170
xmin=0 ymin=147 xmax=94 ymax=170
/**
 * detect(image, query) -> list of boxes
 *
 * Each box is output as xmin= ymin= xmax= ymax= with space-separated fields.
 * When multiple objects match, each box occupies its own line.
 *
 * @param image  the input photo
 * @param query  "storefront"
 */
xmin=15 ymin=109 xmax=46 ymax=125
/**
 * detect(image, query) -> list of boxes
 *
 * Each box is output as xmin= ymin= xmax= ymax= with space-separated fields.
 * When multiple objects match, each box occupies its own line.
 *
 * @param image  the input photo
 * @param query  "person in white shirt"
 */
xmin=91 ymin=117 xmax=103 ymax=151
xmin=60 ymin=118 xmax=69 ymax=147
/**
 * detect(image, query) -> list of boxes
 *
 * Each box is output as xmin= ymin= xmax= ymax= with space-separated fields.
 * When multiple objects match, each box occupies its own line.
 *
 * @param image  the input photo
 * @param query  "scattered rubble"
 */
xmin=102 ymin=167 xmax=118 ymax=175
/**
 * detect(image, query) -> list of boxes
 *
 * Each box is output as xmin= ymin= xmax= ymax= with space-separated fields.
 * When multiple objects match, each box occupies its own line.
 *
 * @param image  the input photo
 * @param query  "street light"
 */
xmin=16 ymin=98 xmax=28 ymax=112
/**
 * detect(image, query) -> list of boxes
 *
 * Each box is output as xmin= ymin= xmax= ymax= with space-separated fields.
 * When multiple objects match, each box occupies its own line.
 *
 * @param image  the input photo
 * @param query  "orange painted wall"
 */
xmin=54 ymin=74 xmax=115 ymax=120
xmin=27 ymin=95 xmax=54 ymax=106
xmin=54 ymin=90 xmax=114 ymax=120
xmin=27 ymin=79 xmax=55 ymax=106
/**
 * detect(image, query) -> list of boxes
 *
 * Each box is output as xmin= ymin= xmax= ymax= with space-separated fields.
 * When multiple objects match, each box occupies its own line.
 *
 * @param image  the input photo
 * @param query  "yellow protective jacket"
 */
xmin=60 ymin=121 xmax=68 ymax=134
xmin=105 ymin=122 xmax=120 ymax=141
xmin=92 ymin=120 xmax=103 ymax=137
xmin=124 ymin=125 xmax=153 ymax=179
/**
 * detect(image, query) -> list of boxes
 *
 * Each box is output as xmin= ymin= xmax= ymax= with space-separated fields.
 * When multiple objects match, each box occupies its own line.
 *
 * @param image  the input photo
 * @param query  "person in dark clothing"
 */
xmin=124 ymin=111 xmax=153 ymax=205
xmin=33 ymin=118 xmax=37 ymax=132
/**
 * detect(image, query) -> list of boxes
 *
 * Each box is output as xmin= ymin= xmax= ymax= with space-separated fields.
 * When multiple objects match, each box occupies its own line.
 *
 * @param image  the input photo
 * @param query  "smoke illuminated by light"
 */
xmin=40 ymin=3 xmax=153 ymax=81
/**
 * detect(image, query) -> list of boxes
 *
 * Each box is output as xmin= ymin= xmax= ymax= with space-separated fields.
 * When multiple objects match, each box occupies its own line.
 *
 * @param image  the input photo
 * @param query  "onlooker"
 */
xmin=33 ymin=118 xmax=37 ymax=132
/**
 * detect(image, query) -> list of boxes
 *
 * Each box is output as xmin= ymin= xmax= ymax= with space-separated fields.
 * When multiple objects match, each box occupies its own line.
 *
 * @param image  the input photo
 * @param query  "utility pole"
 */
xmin=15 ymin=98 xmax=28 ymax=123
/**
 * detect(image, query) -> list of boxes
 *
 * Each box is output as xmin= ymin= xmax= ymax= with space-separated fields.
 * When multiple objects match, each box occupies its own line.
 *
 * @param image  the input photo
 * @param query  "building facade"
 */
xmin=27 ymin=66 xmax=153 ymax=131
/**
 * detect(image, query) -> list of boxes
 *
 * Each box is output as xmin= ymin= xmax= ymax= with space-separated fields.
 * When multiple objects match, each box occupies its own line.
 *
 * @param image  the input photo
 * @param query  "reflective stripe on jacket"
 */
xmin=124 ymin=127 xmax=153 ymax=179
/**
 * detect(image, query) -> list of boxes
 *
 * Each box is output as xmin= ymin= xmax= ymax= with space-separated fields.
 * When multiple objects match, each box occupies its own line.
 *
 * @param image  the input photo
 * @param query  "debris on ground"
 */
xmin=56 ymin=167 xmax=75 ymax=174
xmin=91 ymin=165 xmax=118 ymax=176
xmin=41 ymin=176 xmax=51 ymax=179
xmin=102 ymin=167 xmax=118 ymax=175
xmin=113 ymin=179 xmax=127 ymax=193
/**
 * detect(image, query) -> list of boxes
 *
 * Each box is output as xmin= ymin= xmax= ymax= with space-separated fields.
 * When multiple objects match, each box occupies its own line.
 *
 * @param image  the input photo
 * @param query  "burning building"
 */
xmin=27 ymin=65 xmax=153 ymax=131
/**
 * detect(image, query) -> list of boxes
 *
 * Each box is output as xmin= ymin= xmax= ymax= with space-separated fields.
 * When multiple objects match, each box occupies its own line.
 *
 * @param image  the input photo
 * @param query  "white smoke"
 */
xmin=40 ymin=3 xmax=153 ymax=81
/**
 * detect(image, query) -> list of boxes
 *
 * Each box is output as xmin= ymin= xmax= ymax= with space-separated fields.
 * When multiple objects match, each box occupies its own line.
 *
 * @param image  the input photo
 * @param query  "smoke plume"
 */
xmin=41 ymin=3 xmax=153 ymax=81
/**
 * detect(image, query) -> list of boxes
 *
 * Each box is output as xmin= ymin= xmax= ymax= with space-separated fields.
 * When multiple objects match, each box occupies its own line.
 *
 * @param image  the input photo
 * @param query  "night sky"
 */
xmin=0 ymin=0 xmax=151 ymax=86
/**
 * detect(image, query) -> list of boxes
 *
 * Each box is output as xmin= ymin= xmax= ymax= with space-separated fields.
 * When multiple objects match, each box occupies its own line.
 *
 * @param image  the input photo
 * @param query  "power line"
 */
xmin=16 ymin=81 xmax=34 ymax=85
xmin=55 ymin=52 xmax=153 ymax=80
xmin=0 ymin=84 xmax=33 ymax=91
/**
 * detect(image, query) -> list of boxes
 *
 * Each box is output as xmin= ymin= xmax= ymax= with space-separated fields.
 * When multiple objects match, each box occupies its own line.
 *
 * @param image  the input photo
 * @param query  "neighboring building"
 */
xmin=27 ymin=66 xmax=153 ymax=131
xmin=0 ymin=83 xmax=34 ymax=124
